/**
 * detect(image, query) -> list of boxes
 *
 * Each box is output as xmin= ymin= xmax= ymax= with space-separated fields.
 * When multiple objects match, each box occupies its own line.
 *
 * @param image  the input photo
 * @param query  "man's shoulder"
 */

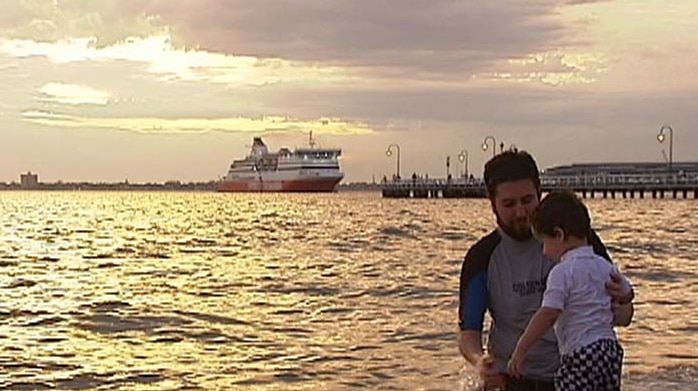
xmin=588 ymin=228 xmax=612 ymax=262
xmin=462 ymin=230 xmax=501 ymax=272
xmin=468 ymin=230 xmax=502 ymax=253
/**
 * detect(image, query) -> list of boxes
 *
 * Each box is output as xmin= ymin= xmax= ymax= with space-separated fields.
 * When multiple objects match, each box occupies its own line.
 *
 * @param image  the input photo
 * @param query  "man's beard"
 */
xmin=496 ymin=215 xmax=533 ymax=241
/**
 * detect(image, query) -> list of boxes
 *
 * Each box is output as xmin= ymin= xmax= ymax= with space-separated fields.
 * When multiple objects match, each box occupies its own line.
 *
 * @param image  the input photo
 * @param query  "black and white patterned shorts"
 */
xmin=555 ymin=339 xmax=624 ymax=391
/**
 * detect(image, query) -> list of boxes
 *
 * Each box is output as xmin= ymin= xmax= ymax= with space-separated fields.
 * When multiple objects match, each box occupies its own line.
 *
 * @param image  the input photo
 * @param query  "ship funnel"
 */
xmin=251 ymin=137 xmax=269 ymax=157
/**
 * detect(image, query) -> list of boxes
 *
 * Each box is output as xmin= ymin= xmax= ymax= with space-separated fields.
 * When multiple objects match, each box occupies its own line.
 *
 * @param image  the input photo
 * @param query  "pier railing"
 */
xmin=542 ymin=172 xmax=698 ymax=189
xmin=381 ymin=173 xmax=698 ymax=199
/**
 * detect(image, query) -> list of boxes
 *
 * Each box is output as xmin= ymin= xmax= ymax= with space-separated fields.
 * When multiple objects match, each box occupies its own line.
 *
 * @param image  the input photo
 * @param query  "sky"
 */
xmin=1 ymin=0 xmax=697 ymax=183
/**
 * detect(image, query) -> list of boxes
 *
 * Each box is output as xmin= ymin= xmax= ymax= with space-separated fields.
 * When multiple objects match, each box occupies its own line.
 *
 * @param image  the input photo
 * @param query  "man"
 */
xmin=458 ymin=151 xmax=634 ymax=391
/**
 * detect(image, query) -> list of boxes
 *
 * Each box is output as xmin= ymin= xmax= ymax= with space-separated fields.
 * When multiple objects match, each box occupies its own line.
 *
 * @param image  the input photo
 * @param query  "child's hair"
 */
xmin=532 ymin=191 xmax=591 ymax=239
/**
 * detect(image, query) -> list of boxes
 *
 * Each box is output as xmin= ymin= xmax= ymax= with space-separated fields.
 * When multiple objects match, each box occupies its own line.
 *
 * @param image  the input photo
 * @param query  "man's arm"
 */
xmin=613 ymin=302 xmax=634 ymax=327
xmin=459 ymin=329 xmax=502 ymax=386
xmin=458 ymin=244 xmax=491 ymax=358
xmin=588 ymin=229 xmax=612 ymax=262
xmin=458 ymin=329 xmax=484 ymax=365
xmin=590 ymin=230 xmax=636 ymax=326
xmin=458 ymin=233 xmax=501 ymax=385
xmin=607 ymin=269 xmax=635 ymax=326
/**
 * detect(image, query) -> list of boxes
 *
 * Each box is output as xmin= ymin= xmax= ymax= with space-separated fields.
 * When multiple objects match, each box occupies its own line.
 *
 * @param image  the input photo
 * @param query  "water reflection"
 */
xmin=0 ymin=192 xmax=695 ymax=390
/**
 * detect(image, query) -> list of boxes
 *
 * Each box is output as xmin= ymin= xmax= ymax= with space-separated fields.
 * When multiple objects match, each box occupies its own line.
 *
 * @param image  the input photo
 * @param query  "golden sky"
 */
xmin=0 ymin=0 xmax=696 ymax=182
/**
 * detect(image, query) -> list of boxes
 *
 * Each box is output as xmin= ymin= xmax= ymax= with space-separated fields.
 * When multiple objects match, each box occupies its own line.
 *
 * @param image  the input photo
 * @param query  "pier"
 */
xmin=381 ymin=178 xmax=485 ymax=199
xmin=381 ymin=173 xmax=698 ymax=199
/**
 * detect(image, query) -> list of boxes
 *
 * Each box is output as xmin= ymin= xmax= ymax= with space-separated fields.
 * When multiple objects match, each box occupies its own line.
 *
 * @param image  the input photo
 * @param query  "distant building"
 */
xmin=542 ymin=162 xmax=698 ymax=177
xmin=20 ymin=172 xmax=38 ymax=189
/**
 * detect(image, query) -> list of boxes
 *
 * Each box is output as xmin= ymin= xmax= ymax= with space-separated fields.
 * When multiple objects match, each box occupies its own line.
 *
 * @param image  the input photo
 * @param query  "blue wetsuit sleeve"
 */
xmin=459 ymin=271 xmax=488 ymax=331
xmin=458 ymin=230 xmax=499 ymax=331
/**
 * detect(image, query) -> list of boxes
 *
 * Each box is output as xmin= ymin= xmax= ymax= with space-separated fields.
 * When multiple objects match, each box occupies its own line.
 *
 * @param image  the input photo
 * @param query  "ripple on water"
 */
xmin=378 ymin=226 xmax=414 ymax=237
xmin=75 ymin=312 xmax=193 ymax=335
xmin=23 ymin=316 xmax=67 ymax=327
xmin=173 ymin=310 xmax=252 ymax=326
xmin=5 ymin=279 xmax=38 ymax=289
xmin=630 ymin=269 xmax=695 ymax=282
xmin=625 ymin=365 xmax=698 ymax=391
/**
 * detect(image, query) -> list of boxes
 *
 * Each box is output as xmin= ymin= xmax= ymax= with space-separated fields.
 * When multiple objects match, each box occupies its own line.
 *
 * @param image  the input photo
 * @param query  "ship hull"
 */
xmin=217 ymin=177 xmax=343 ymax=193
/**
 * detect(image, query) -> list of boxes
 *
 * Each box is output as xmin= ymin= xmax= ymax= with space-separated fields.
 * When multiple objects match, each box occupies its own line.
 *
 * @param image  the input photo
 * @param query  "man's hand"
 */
xmin=606 ymin=269 xmax=633 ymax=304
xmin=458 ymin=331 xmax=505 ymax=388
xmin=476 ymin=354 xmax=505 ymax=389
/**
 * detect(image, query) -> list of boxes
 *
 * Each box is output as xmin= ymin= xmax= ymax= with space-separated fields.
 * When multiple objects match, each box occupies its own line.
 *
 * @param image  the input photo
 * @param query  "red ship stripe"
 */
xmin=217 ymin=178 xmax=342 ymax=193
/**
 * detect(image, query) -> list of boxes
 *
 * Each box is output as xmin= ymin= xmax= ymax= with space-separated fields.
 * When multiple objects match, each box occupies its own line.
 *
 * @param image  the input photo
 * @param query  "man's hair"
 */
xmin=483 ymin=150 xmax=541 ymax=198
xmin=532 ymin=191 xmax=591 ymax=239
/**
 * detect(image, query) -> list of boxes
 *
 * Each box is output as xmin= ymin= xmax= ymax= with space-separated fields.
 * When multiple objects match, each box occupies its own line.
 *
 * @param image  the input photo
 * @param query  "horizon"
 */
xmin=8 ymin=159 xmax=698 ymax=186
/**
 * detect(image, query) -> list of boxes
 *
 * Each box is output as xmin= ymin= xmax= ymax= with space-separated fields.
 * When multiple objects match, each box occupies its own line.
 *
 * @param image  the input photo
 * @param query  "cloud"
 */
xmin=0 ymin=0 xmax=168 ymax=45
xmin=476 ymin=50 xmax=607 ymax=86
xmin=0 ymin=1 xmax=625 ymax=92
xmin=21 ymin=110 xmax=374 ymax=136
xmin=155 ymin=0 xmax=567 ymax=76
xmin=0 ymin=0 xmax=608 ymax=82
xmin=37 ymin=82 xmax=111 ymax=105
xmin=0 ymin=35 xmax=358 ymax=88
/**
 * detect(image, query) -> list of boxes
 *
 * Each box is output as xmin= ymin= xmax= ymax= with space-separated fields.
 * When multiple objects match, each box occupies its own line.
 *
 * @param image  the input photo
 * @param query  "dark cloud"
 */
xmin=0 ymin=1 xmax=612 ymax=79
xmin=250 ymin=82 xmax=698 ymax=134
xmin=147 ymin=0 xmax=574 ymax=78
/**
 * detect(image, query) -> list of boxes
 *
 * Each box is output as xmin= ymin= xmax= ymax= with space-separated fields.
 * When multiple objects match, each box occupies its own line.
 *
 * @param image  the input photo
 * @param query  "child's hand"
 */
xmin=507 ymin=349 xmax=526 ymax=379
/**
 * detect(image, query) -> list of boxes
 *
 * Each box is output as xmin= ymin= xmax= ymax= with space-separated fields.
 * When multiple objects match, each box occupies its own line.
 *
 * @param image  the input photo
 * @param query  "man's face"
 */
xmin=491 ymin=179 xmax=540 ymax=241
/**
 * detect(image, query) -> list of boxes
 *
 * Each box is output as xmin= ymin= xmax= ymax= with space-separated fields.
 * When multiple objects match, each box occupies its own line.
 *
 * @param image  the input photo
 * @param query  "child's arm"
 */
xmin=507 ymin=307 xmax=561 ymax=378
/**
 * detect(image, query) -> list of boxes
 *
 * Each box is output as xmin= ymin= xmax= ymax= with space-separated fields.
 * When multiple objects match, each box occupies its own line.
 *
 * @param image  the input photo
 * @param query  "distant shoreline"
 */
xmin=0 ymin=181 xmax=382 ymax=192
xmin=0 ymin=182 xmax=218 ymax=192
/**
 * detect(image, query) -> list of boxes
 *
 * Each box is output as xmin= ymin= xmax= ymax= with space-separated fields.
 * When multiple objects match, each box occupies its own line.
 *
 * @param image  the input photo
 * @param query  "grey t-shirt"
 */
xmin=486 ymin=231 xmax=559 ymax=377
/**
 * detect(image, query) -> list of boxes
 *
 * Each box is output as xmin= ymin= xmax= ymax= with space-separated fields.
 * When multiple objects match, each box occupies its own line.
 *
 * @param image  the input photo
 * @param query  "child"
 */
xmin=507 ymin=191 xmax=630 ymax=391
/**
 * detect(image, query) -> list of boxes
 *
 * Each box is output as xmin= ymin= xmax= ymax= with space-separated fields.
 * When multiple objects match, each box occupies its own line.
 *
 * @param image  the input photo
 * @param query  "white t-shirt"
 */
xmin=541 ymin=245 xmax=618 ymax=356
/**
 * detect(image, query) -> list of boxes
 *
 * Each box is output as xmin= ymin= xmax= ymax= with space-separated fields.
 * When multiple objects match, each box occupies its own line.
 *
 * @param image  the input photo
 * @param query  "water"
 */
xmin=0 ymin=191 xmax=695 ymax=390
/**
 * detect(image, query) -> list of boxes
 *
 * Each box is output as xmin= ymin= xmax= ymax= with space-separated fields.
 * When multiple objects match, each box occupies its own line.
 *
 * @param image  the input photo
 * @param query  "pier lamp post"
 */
xmin=458 ymin=149 xmax=469 ymax=179
xmin=482 ymin=136 xmax=496 ymax=159
xmin=386 ymin=143 xmax=401 ymax=180
xmin=657 ymin=125 xmax=673 ymax=172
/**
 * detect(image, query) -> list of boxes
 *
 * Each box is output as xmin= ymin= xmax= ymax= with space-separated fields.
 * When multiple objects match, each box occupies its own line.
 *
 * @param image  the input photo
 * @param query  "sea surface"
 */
xmin=0 ymin=191 xmax=695 ymax=391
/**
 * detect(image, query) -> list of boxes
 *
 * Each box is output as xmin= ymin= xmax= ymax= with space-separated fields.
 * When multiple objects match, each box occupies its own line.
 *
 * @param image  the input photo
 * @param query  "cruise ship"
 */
xmin=218 ymin=134 xmax=344 ymax=192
